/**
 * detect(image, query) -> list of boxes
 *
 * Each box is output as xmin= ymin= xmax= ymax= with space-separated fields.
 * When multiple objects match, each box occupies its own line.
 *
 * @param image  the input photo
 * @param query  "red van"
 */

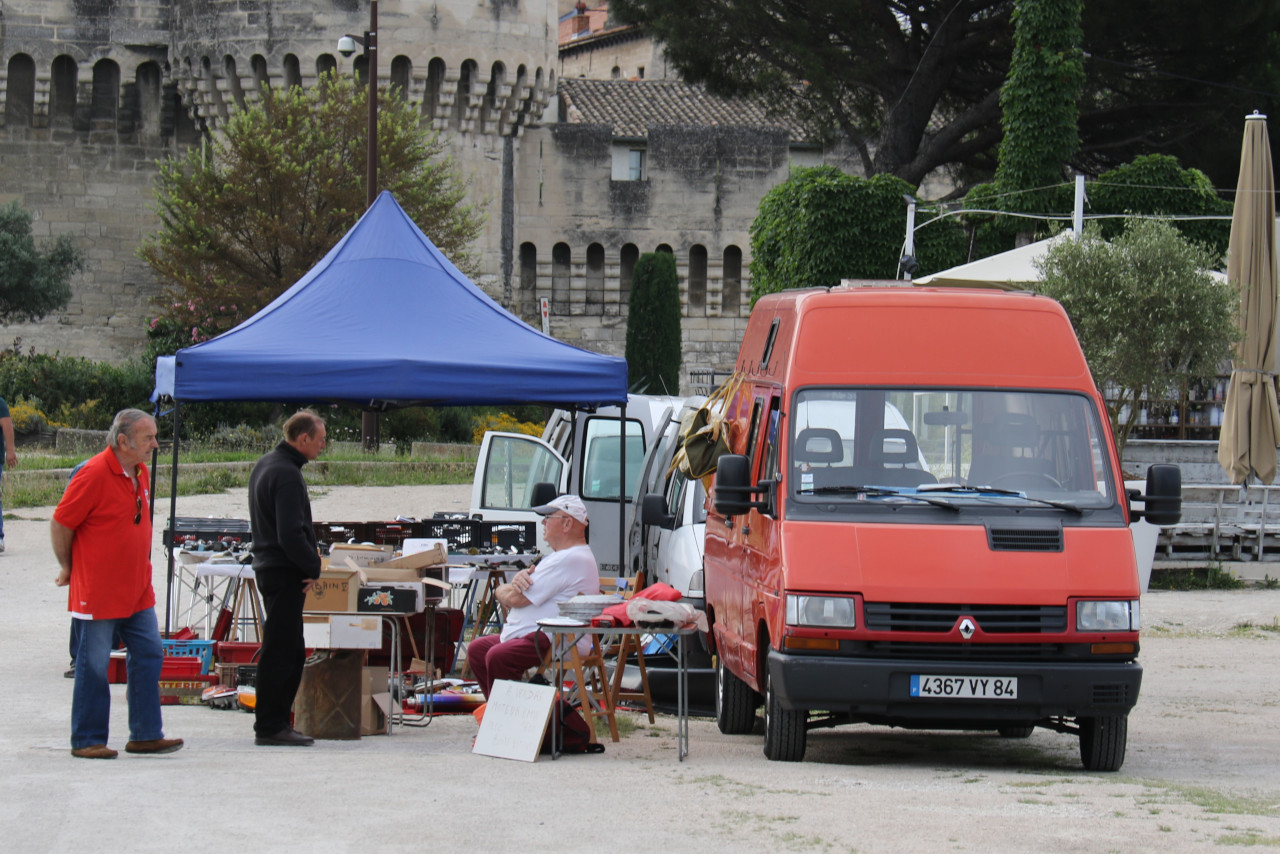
xmin=706 ymin=285 xmax=1181 ymax=769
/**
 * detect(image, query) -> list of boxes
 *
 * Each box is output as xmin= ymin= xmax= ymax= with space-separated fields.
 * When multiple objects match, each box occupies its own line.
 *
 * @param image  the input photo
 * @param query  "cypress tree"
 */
xmin=625 ymin=252 xmax=682 ymax=395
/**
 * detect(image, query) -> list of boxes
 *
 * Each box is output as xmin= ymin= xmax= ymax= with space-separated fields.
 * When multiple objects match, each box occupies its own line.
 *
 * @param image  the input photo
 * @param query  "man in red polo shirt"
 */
xmin=52 ymin=408 xmax=183 ymax=760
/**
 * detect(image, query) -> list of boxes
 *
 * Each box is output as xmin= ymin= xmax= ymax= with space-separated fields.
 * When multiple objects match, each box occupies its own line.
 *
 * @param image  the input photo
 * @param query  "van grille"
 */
xmin=863 ymin=602 xmax=1068 ymax=634
xmin=988 ymin=527 xmax=1062 ymax=551
xmin=861 ymin=641 xmax=1065 ymax=661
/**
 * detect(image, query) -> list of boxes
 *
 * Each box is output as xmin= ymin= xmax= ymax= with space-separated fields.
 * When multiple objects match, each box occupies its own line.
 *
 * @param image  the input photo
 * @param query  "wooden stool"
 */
xmin=608 ymin=632 xmax=655 ymax=724
xmin=546 ymin=634 xmax=619 ymax=743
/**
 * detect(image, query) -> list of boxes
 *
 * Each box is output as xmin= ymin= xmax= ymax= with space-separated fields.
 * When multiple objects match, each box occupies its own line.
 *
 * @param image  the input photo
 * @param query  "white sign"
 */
xmin=473 ymin=679 xmax=555 ymax=762
xmin=540 ymin=296 xmax=550 ymax=335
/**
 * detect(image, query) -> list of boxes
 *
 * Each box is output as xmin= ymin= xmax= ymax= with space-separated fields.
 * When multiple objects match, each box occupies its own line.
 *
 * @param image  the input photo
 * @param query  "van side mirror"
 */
xmin=530 ymin=481 xmax=558 ymax=509
xmin=1129 ymin=464 xmax=1181 ymax=526
xmin=713 ymin=454 xmax=772 ymax=515
xmin=642 ymin=493 xmax=676 ymax=529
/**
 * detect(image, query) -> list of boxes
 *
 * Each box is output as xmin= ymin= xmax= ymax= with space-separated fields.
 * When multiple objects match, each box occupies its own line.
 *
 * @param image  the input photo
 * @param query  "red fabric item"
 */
xmin=599 ymin=582 xmax=684 ymax=626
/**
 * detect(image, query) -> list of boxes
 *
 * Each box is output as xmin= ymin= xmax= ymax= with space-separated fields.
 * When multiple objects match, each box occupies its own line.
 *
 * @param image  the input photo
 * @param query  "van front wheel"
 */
xmin=1079 ymin=714 xmax=1127 ymax=772
xmin=763 ymin=669 xmax=807 ymax=762
xmin=716 ymin=655 xmax=757 ymax=735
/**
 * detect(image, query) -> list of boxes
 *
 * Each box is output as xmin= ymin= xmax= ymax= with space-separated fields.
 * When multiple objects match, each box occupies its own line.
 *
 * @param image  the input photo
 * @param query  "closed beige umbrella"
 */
xmin=1218 ymin=112 xmax=1280 ymax=483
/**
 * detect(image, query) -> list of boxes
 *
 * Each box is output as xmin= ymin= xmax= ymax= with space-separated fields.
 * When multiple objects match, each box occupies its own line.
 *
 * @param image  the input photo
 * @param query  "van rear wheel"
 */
xmin=763 ymin=669 xmax=806 ymax=762
xmin=716 ymin=655 xmax=757 ymax=735
xmin=1079 ymin=714 xmax=1127 ymax=772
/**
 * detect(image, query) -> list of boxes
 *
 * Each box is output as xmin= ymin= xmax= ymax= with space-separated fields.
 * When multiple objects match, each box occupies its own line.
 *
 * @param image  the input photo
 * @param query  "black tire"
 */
xmin=997 ymin=725 xmax=1035 ymax=739
xmin=762 ymin=668 xmax=807 ymax=762
xmin=1079 ymin=715 xmax=1127 ymax=772
xmin=715 ymin=655 xmax=757 ymax=735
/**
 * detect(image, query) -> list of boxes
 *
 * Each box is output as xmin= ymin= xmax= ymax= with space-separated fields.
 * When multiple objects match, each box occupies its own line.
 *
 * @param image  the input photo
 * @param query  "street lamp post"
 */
xmin=338 ymin=1 xmax=380 ymax=448
xmin=338 ymin=0 xmax=378 ymax=209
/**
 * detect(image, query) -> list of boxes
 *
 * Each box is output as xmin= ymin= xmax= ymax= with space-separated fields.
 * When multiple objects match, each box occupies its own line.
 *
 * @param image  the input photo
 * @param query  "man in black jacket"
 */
xmin=249 ymin=409 xmax=326 ymax=746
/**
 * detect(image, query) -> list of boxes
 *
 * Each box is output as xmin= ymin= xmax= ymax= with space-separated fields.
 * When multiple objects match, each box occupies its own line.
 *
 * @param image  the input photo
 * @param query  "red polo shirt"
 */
xmin=54 ymin=447 xmax=155 ymax=620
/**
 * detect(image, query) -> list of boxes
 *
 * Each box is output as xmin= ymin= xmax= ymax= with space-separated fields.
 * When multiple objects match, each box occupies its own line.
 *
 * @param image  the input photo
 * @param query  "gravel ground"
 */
xmin=2 ymin=483 xmax=1279 ymax=853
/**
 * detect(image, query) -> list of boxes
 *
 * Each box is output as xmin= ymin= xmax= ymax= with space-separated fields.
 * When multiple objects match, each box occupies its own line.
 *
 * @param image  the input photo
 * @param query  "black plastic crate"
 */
xmin=479 ymin=521 xmax=536 ymax=551
xmin=423 ymin=518 xmax=480 ymax=551
xmin=164 ymin=516 xmax=252 ymax=550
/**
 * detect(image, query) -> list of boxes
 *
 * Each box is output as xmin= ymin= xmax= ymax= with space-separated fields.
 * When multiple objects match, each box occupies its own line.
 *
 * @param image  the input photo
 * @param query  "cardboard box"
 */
xmin=356 ymin=583 xmax=422 ymax=614
xmin=375 ymin=542 xmax=447 ymax=570
xmin=328 ymin=543 xmax=394 ymax=568
xmin=304 ymin=569 xmax=361 ymax=613
xmin=362 ymin=666 xmax=399 ymax=735
xmin=303 ymin=614 xmax=383 ymax=649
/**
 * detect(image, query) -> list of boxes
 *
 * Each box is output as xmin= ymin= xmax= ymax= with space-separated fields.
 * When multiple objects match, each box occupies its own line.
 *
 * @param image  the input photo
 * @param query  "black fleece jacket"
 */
xmin=248 ymin=440 xmax=322 ymax=581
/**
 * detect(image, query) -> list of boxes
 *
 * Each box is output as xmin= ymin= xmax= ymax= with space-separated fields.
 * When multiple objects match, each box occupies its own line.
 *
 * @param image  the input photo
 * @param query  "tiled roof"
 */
xmin=558 ymin=78 xmax=812 ymax=142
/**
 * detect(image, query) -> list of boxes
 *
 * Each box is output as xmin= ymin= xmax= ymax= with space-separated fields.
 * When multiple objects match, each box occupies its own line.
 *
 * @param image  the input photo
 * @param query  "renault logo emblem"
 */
xmin=958 ymin=618 xmax=976 ymax=640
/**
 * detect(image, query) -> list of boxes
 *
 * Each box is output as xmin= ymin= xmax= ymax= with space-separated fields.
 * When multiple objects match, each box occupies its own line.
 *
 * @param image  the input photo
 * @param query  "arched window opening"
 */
xmin=586 ymin=243 xmax=605 ymax=315
xmin=390 ymin=56 xmax=412 ymax=100
xmin=91 ymin=59 xmax=121 ymax=128
xmin=619 ymin=244 xmax=639 ymax=312
xmin=135 ymin=62 xmax=163 ymax=136
xmin=688 ymin=244 xmax=708 ymax=317
xmin=50 ymin=55 xmax=78 ymax=127
xmin=4 ymin=54 xmax=36 ymax=127
xmin=722 ymin=245 xmax=743 ymax=318
xmin=552 ymin=242 xmax=572 ymax=315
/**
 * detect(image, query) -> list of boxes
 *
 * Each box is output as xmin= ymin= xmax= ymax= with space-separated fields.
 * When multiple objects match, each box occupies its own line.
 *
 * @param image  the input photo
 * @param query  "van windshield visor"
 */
xmin=790 ymin=389 xmax=1115 ymax=510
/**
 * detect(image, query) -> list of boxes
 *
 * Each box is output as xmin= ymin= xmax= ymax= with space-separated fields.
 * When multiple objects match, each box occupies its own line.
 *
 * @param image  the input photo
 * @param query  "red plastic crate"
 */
xmin=214 ymin=641 xmax=262 ymax=664
xmin=108 ymin=652 xmax=127 ymax=684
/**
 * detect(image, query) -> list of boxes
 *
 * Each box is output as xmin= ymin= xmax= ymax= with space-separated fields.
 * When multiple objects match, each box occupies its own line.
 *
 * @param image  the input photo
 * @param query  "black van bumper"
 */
xmin=767 ymin=651 xmax=1141 ymax=722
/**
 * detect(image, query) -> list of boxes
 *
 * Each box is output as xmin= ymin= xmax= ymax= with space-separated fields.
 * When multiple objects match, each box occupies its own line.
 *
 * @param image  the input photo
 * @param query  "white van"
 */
xmin=468 ymin=395 xmax=682 ymax=572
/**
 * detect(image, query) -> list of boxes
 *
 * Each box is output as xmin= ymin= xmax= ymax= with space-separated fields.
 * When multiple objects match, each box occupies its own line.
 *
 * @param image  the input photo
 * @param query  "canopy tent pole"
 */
xmin=163 ymin=400 xmax=181 ymax=636
xmin=619 ymin=401 xmax=627 ymax=577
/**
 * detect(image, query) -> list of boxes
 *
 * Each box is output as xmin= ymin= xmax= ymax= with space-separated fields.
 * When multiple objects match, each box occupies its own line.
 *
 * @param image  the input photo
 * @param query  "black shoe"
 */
xmin=63 ymin=667 xmax=75 ymax=679
xmin=255 ymin=727 xmax=315 ymax=746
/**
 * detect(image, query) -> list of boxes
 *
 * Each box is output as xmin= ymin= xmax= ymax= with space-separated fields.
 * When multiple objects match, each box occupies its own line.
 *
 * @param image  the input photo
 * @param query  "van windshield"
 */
xmin=790 ymin=389 xmax=1115 ymax=510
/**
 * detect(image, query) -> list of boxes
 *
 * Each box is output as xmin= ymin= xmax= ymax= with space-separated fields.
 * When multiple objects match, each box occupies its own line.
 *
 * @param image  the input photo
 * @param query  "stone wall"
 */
xmin=0 ymin=0 xmax=807 ymax=387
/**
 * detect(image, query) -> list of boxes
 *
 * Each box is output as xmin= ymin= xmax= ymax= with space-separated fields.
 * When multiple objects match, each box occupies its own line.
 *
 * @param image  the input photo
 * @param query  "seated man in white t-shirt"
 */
xmin=467 ymin=494 xmax=600 ymax=699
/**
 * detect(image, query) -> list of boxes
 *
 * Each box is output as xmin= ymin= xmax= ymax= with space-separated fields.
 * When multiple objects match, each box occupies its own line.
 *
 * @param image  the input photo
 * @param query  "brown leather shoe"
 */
xmin=124 ymin=737 xmax=184 ymax=755
xmin=71 ymin=744 xmax=118 ymax=759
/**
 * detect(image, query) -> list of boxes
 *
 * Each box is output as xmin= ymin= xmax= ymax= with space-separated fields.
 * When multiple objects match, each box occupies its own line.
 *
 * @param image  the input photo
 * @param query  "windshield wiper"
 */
xmin=807 ymin=485 xmax=960 ymax=512
xmin=920 ymin=484 xmax=1083 ymax=514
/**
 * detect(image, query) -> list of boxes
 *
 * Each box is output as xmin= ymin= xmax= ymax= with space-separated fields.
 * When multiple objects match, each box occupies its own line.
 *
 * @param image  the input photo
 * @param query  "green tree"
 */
xmin=140 ymin=71 xmax=484 ymax=341
xmin=1089 ymin=155 xmax=1231 ymax=257
xmin=0 ymin=201 xmax=85 ymax=324
xmin=750 ymin=167 xmax=966 ymax=299
xmin=625 ymin=252 xmax=682 ymax=395
xmin=1035 ymin=219 xmax=1237 ymax=452
xmin=970 ymin=0 xmax=1083 ymax=247
xmin=612 ymin=0 xmax=1280 ymax=189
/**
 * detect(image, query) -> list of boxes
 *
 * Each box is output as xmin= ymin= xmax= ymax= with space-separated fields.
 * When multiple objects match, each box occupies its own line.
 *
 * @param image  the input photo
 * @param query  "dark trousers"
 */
xmin=254 ymin=573 xmax=307 ymax=737
xmin=468 ymin=631 xmax=551 ymax=699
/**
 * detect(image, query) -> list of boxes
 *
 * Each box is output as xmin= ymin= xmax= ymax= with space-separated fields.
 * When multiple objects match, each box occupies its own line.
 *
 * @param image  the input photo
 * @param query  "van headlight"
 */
xmin=786 ymin=594 xmax=857 ymax=628
xmin=1076 ymin=600 xmax=1140 ymax=632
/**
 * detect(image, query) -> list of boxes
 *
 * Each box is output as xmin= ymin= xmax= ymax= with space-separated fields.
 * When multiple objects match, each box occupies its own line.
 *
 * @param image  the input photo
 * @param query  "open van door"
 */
xmin=469 ymin=432 xmax=568 ymax=554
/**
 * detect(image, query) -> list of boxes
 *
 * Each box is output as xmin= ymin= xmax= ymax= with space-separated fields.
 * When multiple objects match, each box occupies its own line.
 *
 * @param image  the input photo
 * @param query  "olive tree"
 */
xmin=141 ymin=71 xmax=483 ymax=342
xmin=1035 ymin=218 xmax=1237 ymax=452
xmin=0 ymin=201 xmax=84 ymax=324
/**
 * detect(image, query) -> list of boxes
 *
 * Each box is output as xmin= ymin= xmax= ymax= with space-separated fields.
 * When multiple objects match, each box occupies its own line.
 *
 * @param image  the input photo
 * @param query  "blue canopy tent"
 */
xmin=152 ymin=191 xmax=629 ymax=630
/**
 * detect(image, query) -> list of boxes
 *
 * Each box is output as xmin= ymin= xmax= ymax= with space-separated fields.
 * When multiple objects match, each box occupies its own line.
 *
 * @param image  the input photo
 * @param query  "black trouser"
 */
xmin=254 ymin=571 xmax=308 ymax=737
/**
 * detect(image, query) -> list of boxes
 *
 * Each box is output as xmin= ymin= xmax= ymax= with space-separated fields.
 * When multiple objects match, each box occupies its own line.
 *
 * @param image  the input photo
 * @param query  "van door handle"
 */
xmin=723 ymin=518 xmax=734 ymax=530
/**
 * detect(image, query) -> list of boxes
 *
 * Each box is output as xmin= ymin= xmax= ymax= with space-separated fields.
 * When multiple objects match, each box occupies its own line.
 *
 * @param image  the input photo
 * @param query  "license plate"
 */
xmin=910 ymin=674 xmax=1018 ymax=699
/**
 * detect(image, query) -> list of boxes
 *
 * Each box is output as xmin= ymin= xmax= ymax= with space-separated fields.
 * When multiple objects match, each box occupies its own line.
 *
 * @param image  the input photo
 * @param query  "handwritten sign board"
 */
xmin=473 ymin=679 xmax=555 ymax=762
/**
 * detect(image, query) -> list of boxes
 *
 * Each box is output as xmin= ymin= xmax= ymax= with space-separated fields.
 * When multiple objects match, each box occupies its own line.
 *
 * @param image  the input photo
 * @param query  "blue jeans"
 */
xmin=71 ymin=608 xmax=166 ymax=748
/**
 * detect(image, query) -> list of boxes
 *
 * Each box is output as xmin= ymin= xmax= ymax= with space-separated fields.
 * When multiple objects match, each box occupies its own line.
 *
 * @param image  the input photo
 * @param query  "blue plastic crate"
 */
xmin=161 ymin=639 xmax=215 ymax=674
